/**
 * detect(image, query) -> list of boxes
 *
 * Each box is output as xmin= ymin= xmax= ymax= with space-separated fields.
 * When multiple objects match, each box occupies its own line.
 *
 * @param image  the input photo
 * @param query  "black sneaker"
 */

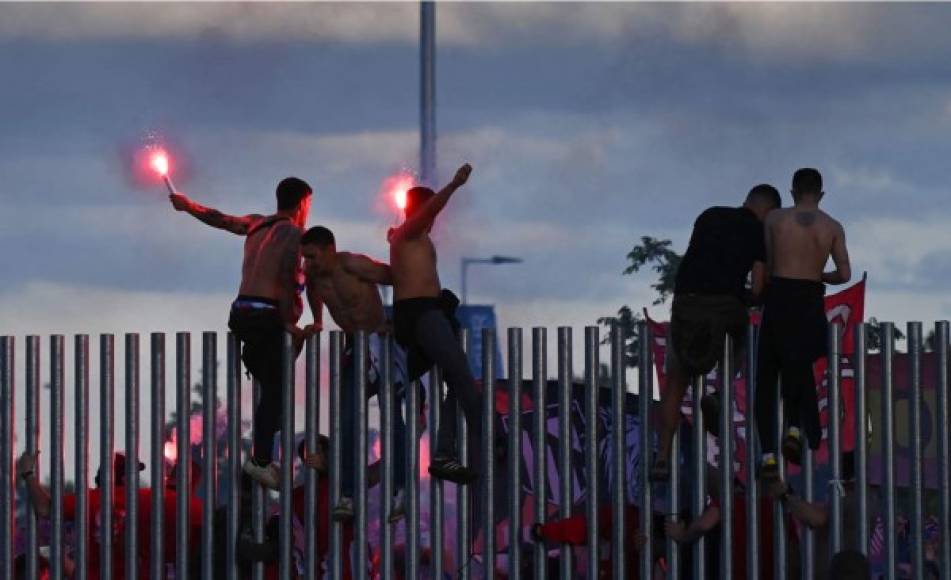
xmin=758 ymin=455 xmax=780 ymax=482
xmin=429 ymin=457 xmax=479 ymax=485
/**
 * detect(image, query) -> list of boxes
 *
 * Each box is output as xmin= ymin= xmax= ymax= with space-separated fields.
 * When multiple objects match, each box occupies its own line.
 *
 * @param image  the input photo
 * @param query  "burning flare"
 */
xmin=150 ymin=151 xmax=169 ymax=176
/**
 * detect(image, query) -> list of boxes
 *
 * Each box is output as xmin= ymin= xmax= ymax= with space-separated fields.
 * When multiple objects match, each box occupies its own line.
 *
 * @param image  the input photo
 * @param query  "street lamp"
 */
xmin=461 ymin=255 xmax=524 ymax=304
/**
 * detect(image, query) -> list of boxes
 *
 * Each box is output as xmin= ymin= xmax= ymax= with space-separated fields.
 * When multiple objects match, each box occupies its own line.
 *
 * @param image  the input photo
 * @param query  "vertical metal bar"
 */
xmin=691 ymin=374 xmax=706 ymax=580
xmin=803 ymin=444 xmax=815 ymax=579
xmin=638 ymin=321 xmax=653 ymax=580
xmin=354 ymin=332 xmax=369 ymax=580
xmin=101 ymin=334 xmax=116 ymax=580
xmin=719 ymin=336 xmax=733 ymax=580
xmin=532 ymin=327 xmax=548 ymax=580
xmin=583 ymin=327 xmax=599 ymax=580
xmin=304 ymin=333 xmax=320 ymax=580
xmin=612 ymin=323 xmax=626 ymax=580
xmin=50 ymin=335 xmax=65 ymax=580
xmin=279 ymin=333 xmax=295 ymax=579
xmin=509 ymin=328 xmax=524 ymax=580
xmin=75 ymin=335 xmax=90 ymax=580
xmin=774 ymin=387 xmax=787 ymax=580
xmin=329 ymin=332 xmax=344 ymax=580
xmin=457 ymin=329 xmax=472 ymax=580
xmin=419 ymin=0 xmax=436 ymax=184
xmin=882 ymin=321 xmax=897 ymax=580
xmin=745 ymin=323 xmax=759 ymax=580
xmin=226 ymin=333 xmax=242 ymax=580
xmin=829 ymin=323 xmax=844 ymax=556
xmin=669 ymin=418 xmax=680 ymax=580
xmin=406 ymin=381 xmax=420 ymax=579
xmin=0 ymin=336 xmax=12 ymax=580
xmin=908 ymin=321 xmax=924 ymax=579
xmin=380 ymin=335 xmax=394 ymax=580
xmin=855 ymin=323 xmax=869 ymax=556
xmin=484 ymin=329 xmax=498 ymax=578
xmin=176 ymin=332 xmax=191 ymax=578
xmin=556 ymin=327 xmax=572 ymax=580
xmin=201 ymin=332 xmax=217 ymax=580
xmin=25 ymin=336 xmax=40 ymax=580
xmin=429 ymin=363 xmax=443 ymax=580
xmin=936 ymin=321 xmax=951 ymax=580
xmin=251 ymin=378 xmax=265 ymax=580
xmin=150 ymin=333 xmax=166 ymax=580
xmin=125 ymin=333 xmax=141 ymax=580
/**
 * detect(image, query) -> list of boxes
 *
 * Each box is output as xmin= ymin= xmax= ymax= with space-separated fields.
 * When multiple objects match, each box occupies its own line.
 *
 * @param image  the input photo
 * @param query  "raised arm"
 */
xmin=341 ymin=253 xmax=393 ymax=285
xmin=17 ymin=451 xmax=51 ymax=518
xmin=393 ymin=164 xmax=472 ymax=240
xmin=169 ymin=192 xmax=262 ymax=236
xmin=822 ymin=222 xmax=851 ymax=285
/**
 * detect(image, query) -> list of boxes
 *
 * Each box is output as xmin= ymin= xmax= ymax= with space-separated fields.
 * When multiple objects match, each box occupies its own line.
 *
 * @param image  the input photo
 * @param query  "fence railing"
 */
xmin=0 ymin=320 xmax=949 ymax=579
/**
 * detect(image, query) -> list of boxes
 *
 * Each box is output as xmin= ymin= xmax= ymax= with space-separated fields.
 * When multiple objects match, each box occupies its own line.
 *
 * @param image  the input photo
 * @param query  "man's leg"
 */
xmin=335 ymin=347 xmax=357 ymax=519
xmin=652 ymin=356 xmax=691 ymax=480
xmin=780 ymin=357 xmax=821 ymax=459
xmin=755 ymin=330 xmax=782 ymax=478
xmin=413 ymin=309 xmax=482 ymax=483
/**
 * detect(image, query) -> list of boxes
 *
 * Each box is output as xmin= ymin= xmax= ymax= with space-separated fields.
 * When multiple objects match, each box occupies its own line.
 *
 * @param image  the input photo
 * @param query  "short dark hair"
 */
xmin=301 ymin=226 xmax=335 ymax=247
xmin=792 ymin=168 xmax=823 ymax=196
xmin=297 ymin=434 xmax=330 ymax=462
xmin=406 ymin=186 xmax=435 ymax=215
xmin=276 ymin=177 xmax=312 ymax=211
xmin=746 ymin=184 xmax=781 ymax=209
xmin=829 ymin=550 xmax=869 ymax=579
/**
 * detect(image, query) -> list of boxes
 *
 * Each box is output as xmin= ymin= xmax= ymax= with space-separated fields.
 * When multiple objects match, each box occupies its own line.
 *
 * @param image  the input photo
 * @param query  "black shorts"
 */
xmin=670 ymin=293 xmax=748 ymax=377
xmin=393 ymin=289 xmax=461 ymax=381
xmin=227 ymin=295 xmax=283 ymax=387
xmin=760 ymin=277 xmax=827 ymax=365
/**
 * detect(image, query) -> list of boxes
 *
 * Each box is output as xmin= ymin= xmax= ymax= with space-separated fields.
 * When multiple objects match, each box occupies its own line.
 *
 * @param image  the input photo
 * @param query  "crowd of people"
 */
xmin=13 ymin=165 xmax=926 ymax=579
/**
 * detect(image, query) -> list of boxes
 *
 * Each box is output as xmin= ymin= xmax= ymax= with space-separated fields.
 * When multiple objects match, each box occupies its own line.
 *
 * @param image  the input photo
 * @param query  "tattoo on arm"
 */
xmin=186 ymin=199 xmax=257 ymax=235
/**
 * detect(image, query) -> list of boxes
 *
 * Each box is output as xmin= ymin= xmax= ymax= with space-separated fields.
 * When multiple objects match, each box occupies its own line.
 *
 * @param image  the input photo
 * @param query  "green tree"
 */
xmin=599 ymin=237 xmax=683 ymax=370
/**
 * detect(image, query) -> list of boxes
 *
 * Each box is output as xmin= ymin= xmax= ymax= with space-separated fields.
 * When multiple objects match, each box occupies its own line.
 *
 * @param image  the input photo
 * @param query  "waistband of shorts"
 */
xmin=768 ymin=277 xmax=825 ymax=294
xmin=232 ymin=295 xmax=279 ymax=310
xmin=393 ymin=296 xmax=443 ymax=312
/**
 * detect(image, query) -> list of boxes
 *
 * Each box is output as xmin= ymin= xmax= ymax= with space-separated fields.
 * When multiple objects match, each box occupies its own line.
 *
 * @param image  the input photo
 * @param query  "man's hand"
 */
xmin=169 ymin=193 xmax=191 ymax=212
xmin=17 ymin=450 xmax=38 ymax=478
xmin=664 ymin=519 xmax=689 ymax=543
xmin=451 ymin=163 xmax=472 ymax=188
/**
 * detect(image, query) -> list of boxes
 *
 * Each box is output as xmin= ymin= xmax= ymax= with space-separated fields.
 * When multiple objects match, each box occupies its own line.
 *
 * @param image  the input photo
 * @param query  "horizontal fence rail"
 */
xmin=0 ymin=321 xmax=948 ymax=579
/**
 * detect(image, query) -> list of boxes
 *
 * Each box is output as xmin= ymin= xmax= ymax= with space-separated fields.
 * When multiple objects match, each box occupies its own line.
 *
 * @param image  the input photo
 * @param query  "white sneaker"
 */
xmin=388 ymin=489 xmax=406 ymax=524
xmin=242 ymin=459 xmax=280 ymax=490
xmin=333 ymin=497 xmax=354 ymax=521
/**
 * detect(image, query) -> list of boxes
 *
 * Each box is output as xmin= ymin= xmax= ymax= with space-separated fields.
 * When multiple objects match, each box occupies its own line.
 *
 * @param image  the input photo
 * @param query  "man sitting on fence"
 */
xmin=651 ymin=184 xmax=781 ymax=481
xmin=169 ymin=178 xmax=314 ymax=489
xmin=387 ymin=163 xmax=481 ymax=485
xmin=755 ymin=168 xmax=851 ymax=479
xmin=298 ymin=225 xmax=411 ymax=521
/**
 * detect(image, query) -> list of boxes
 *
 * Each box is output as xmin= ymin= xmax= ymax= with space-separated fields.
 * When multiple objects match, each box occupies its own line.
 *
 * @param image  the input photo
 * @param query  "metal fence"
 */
xmin=0 ymin=320 xmax=949 ymax=579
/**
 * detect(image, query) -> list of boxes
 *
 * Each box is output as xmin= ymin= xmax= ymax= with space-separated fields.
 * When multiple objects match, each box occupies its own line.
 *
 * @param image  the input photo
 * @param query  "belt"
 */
xmin=232 ymin=299 xmax=277 ymax=310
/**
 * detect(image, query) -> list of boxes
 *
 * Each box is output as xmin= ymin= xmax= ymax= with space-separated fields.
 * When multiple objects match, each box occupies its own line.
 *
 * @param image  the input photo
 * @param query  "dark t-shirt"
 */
xmin=674 ymin=206 xmax=766 ymax=299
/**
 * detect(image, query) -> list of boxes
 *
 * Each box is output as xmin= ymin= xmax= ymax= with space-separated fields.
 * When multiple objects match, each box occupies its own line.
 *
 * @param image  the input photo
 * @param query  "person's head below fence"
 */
xmin=829 ymin=549 xmax=869 ymax=579
xmin=167 ymin=457 xmax=203 ymax=495
xmin=298 ymin=434 xmax=330 ymax=474
xmin=94 ymin=452 xmax=145 ymax=489
xmin=276 ymin=176 xmax=312 ymax=227
xmin=791 ymin=167 xmax=824 ymax=204
xmin=744 ymin=183 xmax=781 ymax=221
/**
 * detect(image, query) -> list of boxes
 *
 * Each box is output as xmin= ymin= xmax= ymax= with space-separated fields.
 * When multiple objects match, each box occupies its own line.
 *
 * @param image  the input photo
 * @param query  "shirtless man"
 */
xmin=388 ymin=163 xmax=480 ymax=484
xmin=169 ymin=178 xmax=313 ymax=489
xmin=299 ymin=226 xmax=411 ymax=521
xmin=756 ymin=168 xmax=851 ymax=480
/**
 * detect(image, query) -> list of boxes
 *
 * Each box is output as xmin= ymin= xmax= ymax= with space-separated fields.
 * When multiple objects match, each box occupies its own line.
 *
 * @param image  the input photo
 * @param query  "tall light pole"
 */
xmin=461 ymin=256 xmax=524 ymax=304
xmin=420 ymin=2 xmax=436 ymax=185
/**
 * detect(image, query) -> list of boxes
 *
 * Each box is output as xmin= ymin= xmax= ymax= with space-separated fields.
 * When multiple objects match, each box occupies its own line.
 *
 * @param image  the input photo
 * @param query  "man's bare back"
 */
xmin=240 ymin=218 xmax=304 ymax=323
xmin=388 ymin=164 xmax=471 ymax=301
xmin=305 ymin=252 xmax=388 ymax=334
xmin=766 ymin=206 xmax=851 ymax=285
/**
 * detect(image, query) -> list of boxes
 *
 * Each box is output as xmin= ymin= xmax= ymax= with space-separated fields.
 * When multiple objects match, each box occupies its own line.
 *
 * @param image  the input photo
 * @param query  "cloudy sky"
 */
xmin=2 ymin=2 xmax=951 ymax=468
